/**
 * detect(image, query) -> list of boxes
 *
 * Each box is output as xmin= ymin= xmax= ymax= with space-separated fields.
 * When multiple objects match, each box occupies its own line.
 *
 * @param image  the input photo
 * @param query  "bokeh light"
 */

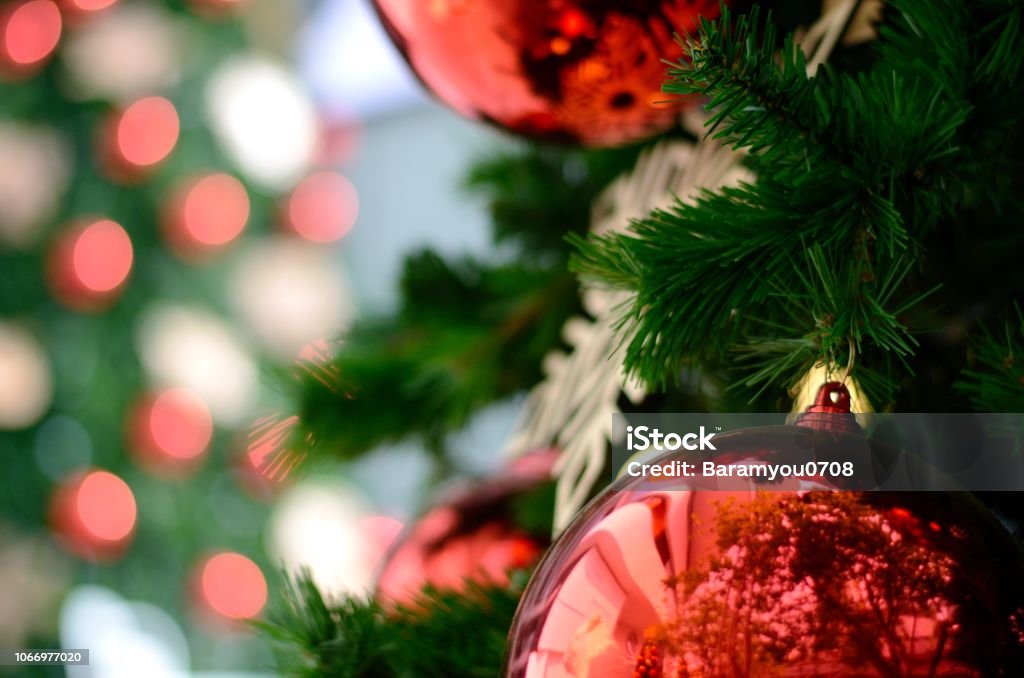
xmin=196 ymin=552 xmax=267 ymax=621
xmin=135 ymin=303 xmax=259 ymax=424
xmin=0 ymin=1 xmax=61 ymax=75
xmin=74 ymin=220 xmax=133 ymax=291
xmin=127 ymin=388 xmax=213 ymax=477
xmin=205 ymin=55 xmax=318 ymax=189
xmin=0 ymin=122 xmax=70 ymax=248
xmin=117 ymin=96 xmax=179 ymax=167
xmin=48 ymin=218 xmax=133 ymax=311
xmin=0 ymin=322 xmax=53 ymax=430
xmin=61 ymin=0 xmax=118 ymax=13
xmin=0 ymin=530 xmax=70 ymax=649
xmin=78 ymin=472 xmax=135 ymax=540
xmin=284 ymin=171 xmax=358 ymax=243
xmin=60 ymin=586 xmax=191 ymax=677
xmin=229 ymin=238 xmax=355 ymax=360
xmin=162 ymin=173 xmax=249 ymax=258
xmin=100 ymin=96 xmax=179 ymax=181
xmin=50 ymin=469 xmax=137 ymax=562
xmin=61 ymin=3 xmax=181 ymax=102
xmin=268 ymin=482 xmax=399 ymax=597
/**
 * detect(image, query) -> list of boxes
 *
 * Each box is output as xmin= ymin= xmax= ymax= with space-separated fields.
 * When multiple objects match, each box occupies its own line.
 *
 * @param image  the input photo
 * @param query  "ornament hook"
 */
xmin=840 ymin=337 xmax=857 ymax=386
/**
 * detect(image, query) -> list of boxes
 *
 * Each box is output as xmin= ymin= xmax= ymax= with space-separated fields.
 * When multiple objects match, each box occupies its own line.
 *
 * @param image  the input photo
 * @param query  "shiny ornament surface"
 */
xmin=371 ymin=0 xmax=720 ymax=147
xmin=506 ymin=429 xmax=1024 ymax=676
xmin=376 ymin=450 xmax=557 ymax=606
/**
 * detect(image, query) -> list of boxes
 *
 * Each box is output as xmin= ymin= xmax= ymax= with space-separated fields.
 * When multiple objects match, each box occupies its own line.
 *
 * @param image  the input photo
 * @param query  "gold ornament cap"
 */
xmin=793 ymin=381 xmax=862 ymax=435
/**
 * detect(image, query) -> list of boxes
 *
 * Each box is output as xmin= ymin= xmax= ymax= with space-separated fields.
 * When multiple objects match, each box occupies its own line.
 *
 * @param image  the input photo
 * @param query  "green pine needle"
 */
xmin=573 ymin=0 xmax=1023 ymax=403
xmin=258 ymin=572 xmax=524 ymax=678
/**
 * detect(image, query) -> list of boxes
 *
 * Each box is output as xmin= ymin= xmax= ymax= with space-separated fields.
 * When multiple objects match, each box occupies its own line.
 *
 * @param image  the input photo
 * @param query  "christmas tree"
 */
xmin=0 ymin=0 xmax=354 ymax=672
xmin=259 ymin=0 xmax=1024 ymax=676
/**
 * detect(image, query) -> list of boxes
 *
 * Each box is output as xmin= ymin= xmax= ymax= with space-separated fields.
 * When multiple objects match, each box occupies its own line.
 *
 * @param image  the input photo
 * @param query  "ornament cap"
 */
xmin=793 ymin=381 xmax=861 ymax=434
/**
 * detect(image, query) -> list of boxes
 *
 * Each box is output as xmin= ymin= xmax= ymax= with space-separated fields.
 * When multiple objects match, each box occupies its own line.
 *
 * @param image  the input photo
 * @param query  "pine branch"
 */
xmin=957 ymin=304 xmax=1024 ymax=412
xmin=573 ymin=1 xmax=1023 ymax=404
xmin=287 ymin=145 xmax=648 ymax=464
xmin=293 ymin=251 xmax=578 ymax=462
xmin=465 ymin=144 xmax=648 ymax=257
xmin=259 ymin=572 xmax=523 ymax=678
xmin=254 ymin=575 xmax=393 ymax=678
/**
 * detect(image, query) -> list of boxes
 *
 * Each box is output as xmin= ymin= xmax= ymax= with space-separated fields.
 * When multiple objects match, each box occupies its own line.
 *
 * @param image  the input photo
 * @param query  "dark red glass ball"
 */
xmin=505 ymin=426 xmax=1024 ymax=677
xmin=376 ymin=450 xmax=557 ymax=606
xmin=371 ymin=0 xmax=722 ymax=147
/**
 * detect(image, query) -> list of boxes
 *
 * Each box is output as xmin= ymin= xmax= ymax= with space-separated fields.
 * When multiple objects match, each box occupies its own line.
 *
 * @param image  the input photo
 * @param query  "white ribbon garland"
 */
xmin=505 ymin=0 xmax=865 ymax=536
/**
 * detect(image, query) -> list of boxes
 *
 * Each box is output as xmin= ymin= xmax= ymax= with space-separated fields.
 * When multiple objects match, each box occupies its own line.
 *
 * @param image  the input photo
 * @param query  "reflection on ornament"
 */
xmin=127 ymin=388 xmax=213 ymax=478
xmin=0 ymin=1 xmax=61 ymax=79
xmin=284 ymin=171 xmax=358 ymax=243
xmin=100 ymin=96 xmax=179 ymax=181
xmin=205 ymin=55 xmax=318 ymax=189
xmin=61 ymin=4 xmax=180 ymax=102
xmin=162 ymin=173 xmax=250 ymax=259
xmin=49 ymin=469 xmax=137 ymax=562
xmin=193 ymin=551 xmax=267 ymax=622
xmin=136 ymin=303 xmax=259 ymax=424
xmin=0 ymin=122 xmax=70 ymax=248
xmin=371 ymin=0 xmax=721 ymax=146
xmin=0 ymin=322 xmax=52 ymax=430
xmin=229 ymin=238 xmax=354 ymax=360
xmin=506 ymin=404 xmax=1024 ymax=676
xmin=269 ymin=481 xmax=401 ymax=597
xmin=47 ymin=218 xmax=133 ymax=312
xmin=376 ymin=450 xmax=556 ymax=606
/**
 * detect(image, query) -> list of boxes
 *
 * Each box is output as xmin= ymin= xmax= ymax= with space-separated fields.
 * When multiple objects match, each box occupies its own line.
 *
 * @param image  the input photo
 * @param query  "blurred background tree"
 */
xmin=0 ymin=0 xmax=401 ymax=674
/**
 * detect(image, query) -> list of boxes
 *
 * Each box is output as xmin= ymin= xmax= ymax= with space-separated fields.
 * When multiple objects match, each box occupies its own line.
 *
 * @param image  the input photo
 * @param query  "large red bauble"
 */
xmin=505 ymin=388 xmax=1024 ymax=677
xmin=375 ymin=450 xmax=557 ymax=606
xmin=371 ymin=0 xmax=721 ymax=147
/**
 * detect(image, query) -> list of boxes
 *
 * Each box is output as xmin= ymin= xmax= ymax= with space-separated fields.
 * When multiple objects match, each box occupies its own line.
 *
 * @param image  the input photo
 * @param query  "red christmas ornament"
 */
xmin=375 ymin=449 xmax=557 ymax=606
xmin=505 ymin=384 xmax=1024 ymax=677
xmin=49 ymin=468 xmax=137 ymax=562
xmin=371 ymin=0 xmax=721 ymax=147
xmin=47 ymin=217 xmax=133 ymax=312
